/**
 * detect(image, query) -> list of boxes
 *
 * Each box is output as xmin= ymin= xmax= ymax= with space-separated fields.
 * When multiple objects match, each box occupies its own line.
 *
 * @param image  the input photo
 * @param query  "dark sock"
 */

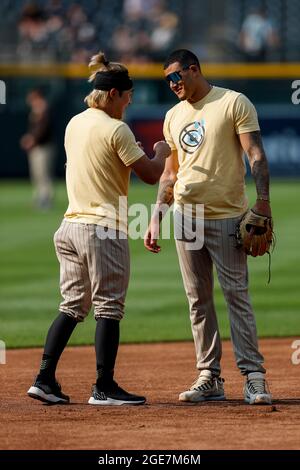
xmin=95 ymin=318 xmax=120 ymax=385
xmin=38 ymin=312 xmax=78 ymax=382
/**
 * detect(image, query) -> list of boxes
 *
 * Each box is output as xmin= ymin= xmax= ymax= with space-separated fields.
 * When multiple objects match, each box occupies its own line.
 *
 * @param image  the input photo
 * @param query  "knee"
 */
xmin=59 ymin=291 xmax=92 ymax=322
xmin=188 ymin=291 xmax=214 ymax=318
xmin=94 ymin=301 xmax=125 ymax=321
xmin=222 ymin=283 xmax=247 ymax=300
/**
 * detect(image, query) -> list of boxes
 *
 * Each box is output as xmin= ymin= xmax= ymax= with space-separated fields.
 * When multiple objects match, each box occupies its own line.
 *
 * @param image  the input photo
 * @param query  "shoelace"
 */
xmin=247 ymin=378 xmax=267 ymax=394
xmin=192 ymin=376 xmax=223 ymax=391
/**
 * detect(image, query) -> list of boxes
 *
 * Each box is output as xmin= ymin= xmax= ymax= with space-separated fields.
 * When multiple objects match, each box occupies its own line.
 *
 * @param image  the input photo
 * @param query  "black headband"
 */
xmin=93 ymin=71 xmax=133 ymax=91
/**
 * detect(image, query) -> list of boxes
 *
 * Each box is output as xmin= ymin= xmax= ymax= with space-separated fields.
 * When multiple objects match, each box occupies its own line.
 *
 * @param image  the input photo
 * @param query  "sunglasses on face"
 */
xmin=165 ymin=64 xmax=194 ymax=84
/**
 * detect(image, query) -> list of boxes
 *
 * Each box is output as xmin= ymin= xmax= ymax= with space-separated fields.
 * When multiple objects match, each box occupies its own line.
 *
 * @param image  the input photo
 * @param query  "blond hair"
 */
xmin=84 ymin=51 xmax=128 ymax=109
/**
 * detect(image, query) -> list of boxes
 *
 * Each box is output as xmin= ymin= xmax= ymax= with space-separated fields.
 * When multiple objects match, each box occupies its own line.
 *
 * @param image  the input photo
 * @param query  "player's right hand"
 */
xmin=144 ymin=218 xmax=161 ymax=253
xmin=153 ymin=141 xmax=171 ymax=159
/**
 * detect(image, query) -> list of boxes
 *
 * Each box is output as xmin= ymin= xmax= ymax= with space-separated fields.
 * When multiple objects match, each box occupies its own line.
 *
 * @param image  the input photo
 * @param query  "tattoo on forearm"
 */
xmin=252 ymin=159 xmax=270 ymax=198
xmin=157 ymin=179 xmax=175 ymax=206
xmin=247 ymin=132 xmax=270 ymax=198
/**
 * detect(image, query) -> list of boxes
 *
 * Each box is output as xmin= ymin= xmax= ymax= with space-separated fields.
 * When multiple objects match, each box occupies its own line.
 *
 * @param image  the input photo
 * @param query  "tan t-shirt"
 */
xmin=163 ymin=86 xmax=260 ymax=218
xmin=64 ymin=107 xmax=144 ymax=233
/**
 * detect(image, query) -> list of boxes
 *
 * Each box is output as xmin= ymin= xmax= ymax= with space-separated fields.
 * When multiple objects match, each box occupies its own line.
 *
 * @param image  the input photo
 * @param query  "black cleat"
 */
xmin=27 ymin=379 xmax=70 ymax=404
xmin=88 ymin=380 xmax=146 ymax=406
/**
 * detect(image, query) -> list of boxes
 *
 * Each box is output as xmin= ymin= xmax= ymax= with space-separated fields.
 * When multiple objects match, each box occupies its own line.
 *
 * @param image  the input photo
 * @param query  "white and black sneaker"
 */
xmin=244 ymin=372 xmax=272 ymax=405
xmin=27 ymin=378 xmax=70 ymax=404
xmin=88 ymin=380 xmax=146 ymax=406
xmin=179 ymin=370 xmax=226 ymax=402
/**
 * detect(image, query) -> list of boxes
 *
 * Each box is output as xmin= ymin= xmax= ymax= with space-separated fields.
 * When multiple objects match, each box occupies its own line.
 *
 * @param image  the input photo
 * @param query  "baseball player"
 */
xmin=20 ymin=88 xmax=55 ymax=210
xmin=27 ymin=51 xmax=171 ymax=405
xmin=144 ymin=49 xmax=272 ymax=405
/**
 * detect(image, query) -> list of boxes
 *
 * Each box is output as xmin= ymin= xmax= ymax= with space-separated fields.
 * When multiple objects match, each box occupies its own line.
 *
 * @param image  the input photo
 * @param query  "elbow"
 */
xmin=145 ymin=174 xmax=160 ymax=185
xmin=145 ymin=168 xmax=164 ymax=185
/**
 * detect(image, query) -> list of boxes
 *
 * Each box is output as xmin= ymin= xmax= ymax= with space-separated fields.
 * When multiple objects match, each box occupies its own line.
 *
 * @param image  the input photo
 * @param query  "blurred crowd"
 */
xmin=8 ymin=0 xmax=180 ymax=63
xmin=0 ymin=0 xmax=298 ymax=64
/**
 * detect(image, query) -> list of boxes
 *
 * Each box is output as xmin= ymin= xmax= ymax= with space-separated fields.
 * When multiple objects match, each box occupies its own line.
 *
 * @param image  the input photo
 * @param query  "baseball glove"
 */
xmin=236 ymin=209 xmax=274 ymax=257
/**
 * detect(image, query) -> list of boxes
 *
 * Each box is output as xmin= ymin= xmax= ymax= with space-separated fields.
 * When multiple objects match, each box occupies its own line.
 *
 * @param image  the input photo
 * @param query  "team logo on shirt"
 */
xmin=179 ymin=120 xmax=205 ymax=154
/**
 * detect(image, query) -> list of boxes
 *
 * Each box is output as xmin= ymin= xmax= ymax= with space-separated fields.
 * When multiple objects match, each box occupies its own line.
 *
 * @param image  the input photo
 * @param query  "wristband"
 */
xmin=256 ymin=196 xmax=270 ymax=202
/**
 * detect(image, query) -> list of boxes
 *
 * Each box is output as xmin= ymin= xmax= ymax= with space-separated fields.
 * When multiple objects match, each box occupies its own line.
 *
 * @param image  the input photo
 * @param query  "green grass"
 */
xmin=0 ymin=179 xmax=299 ymax=348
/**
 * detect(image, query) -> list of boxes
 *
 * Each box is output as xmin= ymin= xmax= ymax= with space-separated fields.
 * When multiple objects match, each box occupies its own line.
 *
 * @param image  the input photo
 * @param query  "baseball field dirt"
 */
xmin=1 ymin=338 xmax=299 ymax=450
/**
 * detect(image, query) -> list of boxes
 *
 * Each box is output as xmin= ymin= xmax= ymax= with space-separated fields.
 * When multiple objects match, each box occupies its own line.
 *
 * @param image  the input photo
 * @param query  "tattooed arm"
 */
xmin=239 ymin=131 xmax=272 ymax=218
xmin=144 ymin=150 xmax=179 ymax=252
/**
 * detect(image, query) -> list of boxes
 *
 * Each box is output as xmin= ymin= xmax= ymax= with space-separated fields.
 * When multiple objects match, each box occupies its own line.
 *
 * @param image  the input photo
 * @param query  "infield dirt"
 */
xmin=1 ymin=338 xmax=299 ymax=450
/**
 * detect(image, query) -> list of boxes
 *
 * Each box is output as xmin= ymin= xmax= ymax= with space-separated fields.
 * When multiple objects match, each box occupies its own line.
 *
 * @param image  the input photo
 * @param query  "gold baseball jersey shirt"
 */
xmin=163 ymin=86 xmax=260 ymax=218
xmin=64 ymin=108 xmax=144 ymax=233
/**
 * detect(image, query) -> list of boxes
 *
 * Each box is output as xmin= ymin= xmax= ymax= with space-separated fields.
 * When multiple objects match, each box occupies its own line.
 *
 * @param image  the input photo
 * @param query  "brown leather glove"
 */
xmin=236 ymin=210 xmax=274 ymax=257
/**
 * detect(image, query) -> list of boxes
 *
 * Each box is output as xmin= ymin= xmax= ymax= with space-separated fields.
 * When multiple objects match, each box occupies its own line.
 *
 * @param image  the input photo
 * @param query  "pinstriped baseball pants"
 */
xmin=54 ymin=220 xmax=130 ymax=322
xmin=175 ymin=213 xmax=265 ymax=376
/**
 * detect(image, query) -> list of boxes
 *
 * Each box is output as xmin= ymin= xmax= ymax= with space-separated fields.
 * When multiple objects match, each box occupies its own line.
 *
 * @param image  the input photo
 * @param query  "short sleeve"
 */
xmin=233 ymin=94 xmax=260 ymax=134
xmin=111 ymin=123 xmax=145 ymax=166
xmin=163 ymin=110 xmax=176 ymax=150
